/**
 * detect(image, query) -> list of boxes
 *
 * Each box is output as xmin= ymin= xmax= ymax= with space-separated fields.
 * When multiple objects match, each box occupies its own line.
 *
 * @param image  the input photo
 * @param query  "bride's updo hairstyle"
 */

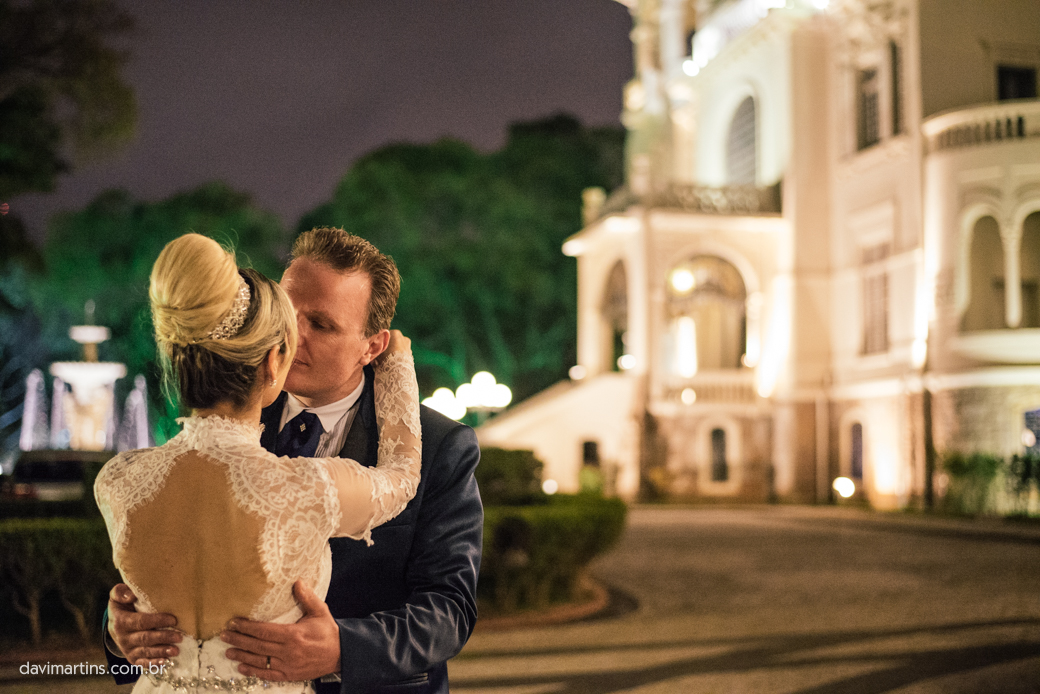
xmin=149 ymin=233 xmax=297 ymax=410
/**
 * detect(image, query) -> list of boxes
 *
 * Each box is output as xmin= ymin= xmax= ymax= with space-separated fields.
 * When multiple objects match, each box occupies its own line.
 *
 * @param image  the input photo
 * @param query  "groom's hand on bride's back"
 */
xmin=107 ymin=583 xmax=181 ymax=666
xmin=222 ymin=580 xmax=340 ymax=682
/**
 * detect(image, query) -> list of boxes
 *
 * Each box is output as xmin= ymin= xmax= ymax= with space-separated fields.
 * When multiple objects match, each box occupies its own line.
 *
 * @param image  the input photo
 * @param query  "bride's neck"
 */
xmin=193 ymin=397 xmax=262 ymax=425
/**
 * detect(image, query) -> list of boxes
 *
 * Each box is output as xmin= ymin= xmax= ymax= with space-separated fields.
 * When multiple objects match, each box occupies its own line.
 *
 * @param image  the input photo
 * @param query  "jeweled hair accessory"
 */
xmin=207 ymin=275 xmax=250 ymax=340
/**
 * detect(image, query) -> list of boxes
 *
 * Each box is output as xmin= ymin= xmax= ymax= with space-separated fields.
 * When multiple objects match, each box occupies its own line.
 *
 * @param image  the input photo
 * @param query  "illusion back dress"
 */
xmin=94 ymin=352 xmax=421 ymax=694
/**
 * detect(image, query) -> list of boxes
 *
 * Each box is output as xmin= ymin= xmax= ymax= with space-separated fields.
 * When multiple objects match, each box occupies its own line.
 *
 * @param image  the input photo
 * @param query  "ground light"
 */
xmin=832 ymin=476 xmax=856 ymax=499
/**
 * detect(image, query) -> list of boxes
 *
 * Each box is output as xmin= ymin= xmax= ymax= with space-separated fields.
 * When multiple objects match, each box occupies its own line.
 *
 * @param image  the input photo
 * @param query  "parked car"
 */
xmin=0 ymin=450 xmax=113 ymax=501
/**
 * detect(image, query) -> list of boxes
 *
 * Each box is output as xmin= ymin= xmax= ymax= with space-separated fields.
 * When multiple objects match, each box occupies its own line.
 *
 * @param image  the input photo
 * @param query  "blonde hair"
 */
xmin=150 ymin=233 xmax=298 ymax=409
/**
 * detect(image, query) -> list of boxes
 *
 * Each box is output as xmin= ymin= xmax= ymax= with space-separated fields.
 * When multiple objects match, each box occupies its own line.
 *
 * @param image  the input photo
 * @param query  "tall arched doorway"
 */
xmin=667 ymin=255 xmax=747 ymax=373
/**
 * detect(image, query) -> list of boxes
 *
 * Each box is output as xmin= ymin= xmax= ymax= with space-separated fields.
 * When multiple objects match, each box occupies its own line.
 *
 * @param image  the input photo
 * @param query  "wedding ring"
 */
xmin=266 ymin=656 xmax=271 ymax=670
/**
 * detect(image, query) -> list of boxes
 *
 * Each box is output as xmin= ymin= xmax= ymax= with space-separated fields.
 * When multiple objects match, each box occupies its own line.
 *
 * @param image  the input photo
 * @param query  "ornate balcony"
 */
xmin=922 ymin=99 xmax=1040 ymax=154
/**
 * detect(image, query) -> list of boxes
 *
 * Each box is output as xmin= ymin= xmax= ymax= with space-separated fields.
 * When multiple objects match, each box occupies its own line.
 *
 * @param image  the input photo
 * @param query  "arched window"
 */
xmin=962 ymin=216 xmax=1005 ymax=332
xmin=726 ymin=97 xmax=757 ymax=185
xmin=668 ymin=256 xmax=747 ymax=372
xmin=710 ymin=428 xmax=728 ymax=482
xmin=1020 ymin=212 xmax=1040 ymax=328
xmin=850 ymin=422 xmax=864 ymax=480
xmin=602 ymin=261 xmax=628 ymax=372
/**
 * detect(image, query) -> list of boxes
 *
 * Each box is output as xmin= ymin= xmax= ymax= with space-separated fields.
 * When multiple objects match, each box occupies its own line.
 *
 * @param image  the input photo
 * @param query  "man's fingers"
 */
xmin=109 ymin=583 xmax=136 ymax=605
xmin=124 ymin=628 xmax=181 ymax=650
xmin=127 ymin=645 xmax=177 ymax=665
xmin=221 ymin=630 xmax=281 ymax=656
xmin=237 ymin=661 xmax=288 ymax=682
xmin=224 ymin=618 xmax=288 ymax=643
xmin=292 ymin=580 xmax=330 ymax=617
xmin=114 ymin=610 xmax=178 ymax=634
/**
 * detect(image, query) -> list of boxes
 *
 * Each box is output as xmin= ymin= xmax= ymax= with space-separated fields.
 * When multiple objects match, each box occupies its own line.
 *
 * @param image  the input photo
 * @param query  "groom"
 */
xmin=104 ymin=227 xmax=483 ymax=693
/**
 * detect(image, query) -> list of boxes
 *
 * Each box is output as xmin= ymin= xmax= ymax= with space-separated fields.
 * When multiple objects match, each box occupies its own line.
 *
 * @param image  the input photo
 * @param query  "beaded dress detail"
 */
xmin=94 ymin=351 xmax=421 ymax=694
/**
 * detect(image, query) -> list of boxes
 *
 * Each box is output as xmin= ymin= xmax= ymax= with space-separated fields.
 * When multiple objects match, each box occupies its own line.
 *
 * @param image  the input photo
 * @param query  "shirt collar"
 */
xmin=282 ymin=377 xmax=365 ymax=433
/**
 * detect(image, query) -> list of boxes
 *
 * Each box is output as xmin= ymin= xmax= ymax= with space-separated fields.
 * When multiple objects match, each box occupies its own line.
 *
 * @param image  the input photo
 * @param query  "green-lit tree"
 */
xmin=299 ymin=114 xmax=624 ymax=406
xmin=31 ymin=183 xmax=286 ymax=442
xmin=0 ymin=0 xmax=137 ymax=455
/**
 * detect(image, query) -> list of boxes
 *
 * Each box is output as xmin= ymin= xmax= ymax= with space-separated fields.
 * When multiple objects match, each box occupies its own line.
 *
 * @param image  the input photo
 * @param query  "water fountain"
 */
xmin=18 ymin=302 xmax=143 ymax=453
xmin=18 ymin=369 xmax=49 ymax=451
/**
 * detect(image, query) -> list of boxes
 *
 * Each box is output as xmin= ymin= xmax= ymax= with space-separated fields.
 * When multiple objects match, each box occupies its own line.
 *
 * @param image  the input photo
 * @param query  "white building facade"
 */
xmin=478 ymin=0 xmax=1040 ymax=509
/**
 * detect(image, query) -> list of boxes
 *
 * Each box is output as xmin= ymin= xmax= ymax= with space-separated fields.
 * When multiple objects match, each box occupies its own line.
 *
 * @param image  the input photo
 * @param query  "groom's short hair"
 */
xmin=289 ymin=227 xmax=400 ymax=336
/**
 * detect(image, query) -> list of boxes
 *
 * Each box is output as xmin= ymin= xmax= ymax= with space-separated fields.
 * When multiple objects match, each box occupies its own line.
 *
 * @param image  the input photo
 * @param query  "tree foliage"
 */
xmin=29 ymin=183 xmax=286 ymax=441
xmin=299 ymin=114 xmax=624 ymax=403
xmin=0 ymin=0 xmax=136 ymax=200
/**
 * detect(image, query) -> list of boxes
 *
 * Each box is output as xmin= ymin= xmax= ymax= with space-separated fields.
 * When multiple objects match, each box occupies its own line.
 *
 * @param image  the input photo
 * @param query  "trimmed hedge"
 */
xmin=0 ymin=518 xmax=117 ymax=645
xmin=479 ymin=495 xmax=627 ymax=613
xmin=475 ymin=447 xmax=547 ymax=506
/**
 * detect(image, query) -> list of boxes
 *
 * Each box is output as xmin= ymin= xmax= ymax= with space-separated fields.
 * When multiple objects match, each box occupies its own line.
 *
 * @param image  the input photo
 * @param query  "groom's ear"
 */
xmin=358 ymin=329 xmax=391 ymax=366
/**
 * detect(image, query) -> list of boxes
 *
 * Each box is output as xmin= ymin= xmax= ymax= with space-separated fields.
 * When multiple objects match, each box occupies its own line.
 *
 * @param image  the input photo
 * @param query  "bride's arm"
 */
xmin=318 ymin=331 xmax=422 ymax=544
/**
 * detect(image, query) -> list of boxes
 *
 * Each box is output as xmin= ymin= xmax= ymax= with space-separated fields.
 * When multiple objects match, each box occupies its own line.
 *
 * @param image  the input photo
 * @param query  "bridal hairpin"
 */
xmin=207 ymin=275 xmax=251 ymax=340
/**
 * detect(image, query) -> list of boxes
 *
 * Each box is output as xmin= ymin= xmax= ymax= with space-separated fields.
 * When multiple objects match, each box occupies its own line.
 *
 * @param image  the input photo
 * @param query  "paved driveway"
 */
xmin=449 ymin=506 xmax=1040 ymax=694
xmin=2 ymin=506 xmax=1038 ymax=693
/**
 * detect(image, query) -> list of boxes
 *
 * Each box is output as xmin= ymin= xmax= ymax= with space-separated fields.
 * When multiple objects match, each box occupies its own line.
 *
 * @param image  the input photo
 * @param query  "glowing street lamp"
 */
xmin=421 ymin=388 xmax=466 ymax=421
xmin=456 ymin=371 xmax=512 ymax=424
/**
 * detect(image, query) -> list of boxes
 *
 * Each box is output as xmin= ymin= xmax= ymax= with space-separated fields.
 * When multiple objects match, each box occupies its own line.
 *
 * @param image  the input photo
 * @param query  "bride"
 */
xmin=94 ymin=233 xmax=421 ymax=693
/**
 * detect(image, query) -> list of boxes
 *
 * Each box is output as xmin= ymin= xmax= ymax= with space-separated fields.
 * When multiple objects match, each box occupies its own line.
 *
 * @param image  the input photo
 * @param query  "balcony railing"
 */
xmin=597 ymin=182 xmax=783 ymax=220
xmin=665 ymin=370 xmax=759 ymax=405
xmin=922 ymin=99 xmax=1040 ymax=153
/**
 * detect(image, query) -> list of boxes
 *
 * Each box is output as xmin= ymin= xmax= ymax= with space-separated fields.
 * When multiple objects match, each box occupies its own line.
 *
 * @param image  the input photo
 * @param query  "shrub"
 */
xmin=479 ymin=495 xmax=627 ymax=613
xmin=1006 ymin=452 xmax=1040 ymax=516
xmin=0 ymin=518 xmax=117 ymax=645
xmin=476 ymin=447 xmax=548 ymax=506
xmin=940 ymin=451 xmax=1003 ymax=515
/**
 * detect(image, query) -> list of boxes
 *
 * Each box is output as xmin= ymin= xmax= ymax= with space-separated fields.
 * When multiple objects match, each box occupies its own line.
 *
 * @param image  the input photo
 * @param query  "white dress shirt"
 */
xmin=278 ymin=377 xmax=365 ymax=457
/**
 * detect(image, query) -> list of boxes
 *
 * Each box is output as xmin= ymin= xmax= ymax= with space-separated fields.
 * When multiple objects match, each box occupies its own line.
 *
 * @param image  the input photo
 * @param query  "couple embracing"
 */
xmin=96 ymin=227 xmax=483 ymax=693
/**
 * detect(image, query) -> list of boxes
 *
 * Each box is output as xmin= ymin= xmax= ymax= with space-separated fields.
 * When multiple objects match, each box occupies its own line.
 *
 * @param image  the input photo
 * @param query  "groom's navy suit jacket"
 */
xmin=103 ymin=364 xmax=483 ymax=694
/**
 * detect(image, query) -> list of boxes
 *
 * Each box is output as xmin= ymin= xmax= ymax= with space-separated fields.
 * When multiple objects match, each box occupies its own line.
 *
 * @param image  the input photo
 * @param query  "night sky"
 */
xmin=14 ymin=0 xmax=635 ymax=244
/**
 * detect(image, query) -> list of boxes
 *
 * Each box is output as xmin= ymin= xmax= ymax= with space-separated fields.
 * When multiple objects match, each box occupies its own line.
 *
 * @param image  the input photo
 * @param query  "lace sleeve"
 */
xmin=317 ymin=349 xmax=422 ymax=545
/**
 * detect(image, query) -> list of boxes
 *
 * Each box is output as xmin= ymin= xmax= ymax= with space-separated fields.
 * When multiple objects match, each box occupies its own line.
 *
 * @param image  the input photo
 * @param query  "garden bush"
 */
xmin=0 ymin=518 xmax=117 ymax=645
xmin=479 ymin=494 xmax=627 ymax=613
xmin=940 ymin=451 xmax=1003 ymax=515
xmin=476 ymin=447 xmax=548 ymax=506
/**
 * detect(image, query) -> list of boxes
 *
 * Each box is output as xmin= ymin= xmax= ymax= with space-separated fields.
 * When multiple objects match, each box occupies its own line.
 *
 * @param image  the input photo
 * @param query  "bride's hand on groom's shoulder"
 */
xmin=376 ymin=329 xmax=410 ymax=365
xmin=107 ymin=583 xmax=182 ymax=666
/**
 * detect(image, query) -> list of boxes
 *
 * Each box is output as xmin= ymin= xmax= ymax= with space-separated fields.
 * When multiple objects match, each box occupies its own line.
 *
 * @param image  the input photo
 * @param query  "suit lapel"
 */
xmin=260 ymin=391 xmax=287 ymax=454
xmin=339 ymin=365 xmax=377 ymax=467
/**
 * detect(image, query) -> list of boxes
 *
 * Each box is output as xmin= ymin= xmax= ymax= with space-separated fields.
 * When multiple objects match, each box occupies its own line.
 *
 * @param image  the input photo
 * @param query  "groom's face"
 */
xmin=280 ymin=257 xmax=385 ymax=407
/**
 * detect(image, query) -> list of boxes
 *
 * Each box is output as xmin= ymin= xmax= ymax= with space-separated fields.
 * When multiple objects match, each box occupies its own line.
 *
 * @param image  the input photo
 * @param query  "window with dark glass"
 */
xmin=726 ymin=96 xmax=757 ymax=185
xmin=858 ymin=68 xmax=880 ymax=150
xmin=997 ymin=65 xmax=1037 ymax=101
xmin=582 ymin=440 xmax=600 ymax=465
xmin=850 ymin=423 xmax=863 ymax=480
xmin=710 ymin=428 xmax=728 ymax=482
xmin=890 ymin=41 xmax=903 ymax=135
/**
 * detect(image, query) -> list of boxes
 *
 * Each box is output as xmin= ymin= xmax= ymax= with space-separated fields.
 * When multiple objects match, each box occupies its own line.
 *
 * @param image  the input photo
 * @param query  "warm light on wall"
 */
xmin=756 ymin=277 xmax=792 ymax=398
xmin=568 ymin=365 xmax=587 ymax=381
xmin=681 ymin=388 xmax=697 ymax=405
xmin=617 ymin=354 xmax=636 ymax=370
xmin=676 ymin=317 xmax=698 ymax=377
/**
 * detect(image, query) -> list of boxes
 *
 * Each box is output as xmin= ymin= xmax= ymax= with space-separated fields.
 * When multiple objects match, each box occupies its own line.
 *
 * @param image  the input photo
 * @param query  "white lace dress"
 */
xmin=94 ymin=352 xmax=422 ymax=694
